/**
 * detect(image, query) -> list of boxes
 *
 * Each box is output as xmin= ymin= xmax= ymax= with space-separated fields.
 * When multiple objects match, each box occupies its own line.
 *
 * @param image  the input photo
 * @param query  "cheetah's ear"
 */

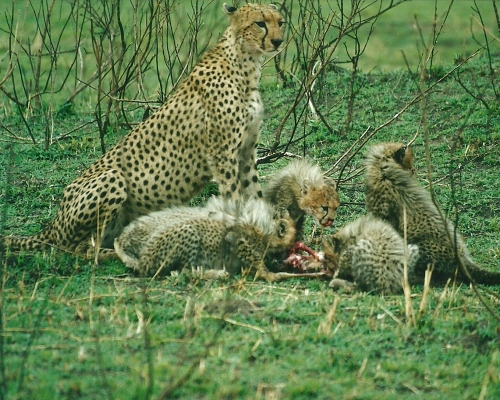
xmin=401 ymin=145 xmax=414 ymax=171
xmin=393 ymin=145 xmax=407 ymax=166
xmin=277 ymin=220 xmax=288 ymax=238
xmin=324 ymin=177 xmax=337 ymax=189
xmin=269 ymin=4 xmax=279 ymax=11
xmin=302 ymin=178 xmax=312 ymax=194
xmin=324 ymin=235 xmax=341 ymax=252
xmin=393 ymin=144 xmax=414 ymax=171
xmin=223 ymin=3 xmax=237 ymax=15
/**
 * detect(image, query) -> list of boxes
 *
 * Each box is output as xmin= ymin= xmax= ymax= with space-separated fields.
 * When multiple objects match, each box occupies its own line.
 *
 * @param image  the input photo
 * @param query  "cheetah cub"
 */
xmin=322 ymin=214 xmax=420 ymax=294
xmin=4 ymin=3 xmax=285 ymax=259
xmin=365 ymin=142 xmax=500 ymax=285
xmin=114 ymin=197 xmax=296 ymax=277
xmin=263 ymin=159 xmax=340 ymax=239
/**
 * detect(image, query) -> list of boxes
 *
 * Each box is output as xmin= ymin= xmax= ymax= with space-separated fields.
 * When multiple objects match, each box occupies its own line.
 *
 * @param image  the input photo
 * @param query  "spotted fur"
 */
xmin=3 ymin=4 xmax=285 ymax=259
xmin=323 ymin=214 xmax=419 ymax=294
xmin=114 ymin=197 xmax=296 ymax=276
xmin=364 ymin=142 xmax=500 ymax=285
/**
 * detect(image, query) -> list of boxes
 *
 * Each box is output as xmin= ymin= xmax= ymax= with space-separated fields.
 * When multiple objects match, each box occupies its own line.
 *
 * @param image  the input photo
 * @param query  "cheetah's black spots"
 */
xmin=3 ymin=4 xmax=285 ymax=260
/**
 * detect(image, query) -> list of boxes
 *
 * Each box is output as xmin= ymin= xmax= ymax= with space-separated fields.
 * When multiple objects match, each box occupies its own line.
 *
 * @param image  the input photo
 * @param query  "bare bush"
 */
xmin=1 ymin=0 xmax=498 ymax=155
xmin=457 ymin=0 xmax=500 ymax=111
xmin=0 ymin=0 xmax=222 ymax=149
xmin=263 ymin=0 xmax=410 ymax=162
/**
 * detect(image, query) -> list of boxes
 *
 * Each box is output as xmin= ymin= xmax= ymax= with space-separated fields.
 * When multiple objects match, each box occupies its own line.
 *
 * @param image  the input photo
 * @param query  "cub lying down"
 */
xmin=322 ymin=214 xmax=420 ymax=294
xmin=115 ymin=197 xmax=327 ymax=281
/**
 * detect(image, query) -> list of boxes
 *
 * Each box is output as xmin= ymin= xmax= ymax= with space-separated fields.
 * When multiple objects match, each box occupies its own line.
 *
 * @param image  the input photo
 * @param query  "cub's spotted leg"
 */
xmin=57 ymin=169 xmax=128 ymax=260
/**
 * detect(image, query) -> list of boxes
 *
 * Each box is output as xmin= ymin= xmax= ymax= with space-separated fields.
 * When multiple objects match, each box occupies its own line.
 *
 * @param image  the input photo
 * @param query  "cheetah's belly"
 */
xmin=118 ymin=149 xmax=212 ymax=218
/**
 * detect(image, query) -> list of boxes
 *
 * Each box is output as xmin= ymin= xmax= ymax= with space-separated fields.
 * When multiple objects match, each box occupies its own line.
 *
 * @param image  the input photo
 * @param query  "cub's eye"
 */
xmin=255 ymin=21 xmax=266 ymax=28
xmin=322 ymin=206 xmax=329 ymax=213
xmin=278 ymin=20 xmax=285 ymax=27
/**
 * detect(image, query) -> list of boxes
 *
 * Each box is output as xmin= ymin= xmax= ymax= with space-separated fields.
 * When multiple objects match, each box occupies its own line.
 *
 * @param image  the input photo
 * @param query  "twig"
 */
xmin=378 ymin=305 xmax=402 ymax=326
xmin=331 ymin=48 xmax=484 ymax=186
xmin=207 ymin=316 xmax=266 ymax=334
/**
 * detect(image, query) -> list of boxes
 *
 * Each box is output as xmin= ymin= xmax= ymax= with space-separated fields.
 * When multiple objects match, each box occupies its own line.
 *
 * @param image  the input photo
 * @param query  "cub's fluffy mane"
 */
xmin=265 ymin=159 xmax=327 ymax=192
xmin=206 ymin=197 xmax=277 ymax=236
xmin=131 ymin=203 xmax=232 ymax=227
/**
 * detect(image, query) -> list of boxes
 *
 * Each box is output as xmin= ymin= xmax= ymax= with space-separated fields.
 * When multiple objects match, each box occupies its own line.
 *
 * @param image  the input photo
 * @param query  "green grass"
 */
xmin=2 ymin=269 xmax=500 ymax=399
xmin=357 ymin=0 xmax=500 ymax=71
xmin=1 ymin=1 xmax=500 ymax=399
xmin=2 ymin=60 xmax=500 ymax=398
xmin=1 ymin=0 xmax=498 ymax=115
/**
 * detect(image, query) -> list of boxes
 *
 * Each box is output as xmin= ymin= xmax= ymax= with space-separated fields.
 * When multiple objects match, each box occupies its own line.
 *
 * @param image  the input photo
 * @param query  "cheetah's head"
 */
xmin=223 ymin=3 xmax=285 ymax=56
xmin=299 ymin=178 xmax=340 ymax=228
xmin=365 ymin=142 xmax=415 ymax=176
xmin=321 ymin=229 xmax=359 ymax=275
xmin=268 ymin=210 xmax=297 ymax=252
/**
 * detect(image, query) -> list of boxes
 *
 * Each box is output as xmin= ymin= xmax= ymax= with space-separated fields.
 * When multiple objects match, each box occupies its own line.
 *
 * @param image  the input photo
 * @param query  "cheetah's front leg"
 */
xmin=237 ymin=121 xmax=262 ymax=199
xmin=237 ymin=141 xmax=262 ymax=199
xmin=209 ymin=154 xmax=242 ymax=199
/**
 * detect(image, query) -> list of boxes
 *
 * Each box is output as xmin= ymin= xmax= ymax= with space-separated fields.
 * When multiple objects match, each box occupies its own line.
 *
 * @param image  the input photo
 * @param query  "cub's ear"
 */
xmin=401 ymin=146 xmax=414 ymax=171
xmin=331 ymin=236 xmax=342 ymax=252
xmin=302 ymin=178 xmax=312 ymax=193
xmin=324 ymin=177 xmax=337 ymax=189
xmin=393 ymin=145 xmax=408 ymax=166
xmin=393 ymin=144 xmax=414 ymax=171
xmin=223 ymin=3 xmax=237 ymax=15
xmin=269 ymin=4 xmax=278 ymax=11
xmin=277 ymin=220 xmax=288 ymax=238
xmin=323 ymin=235 xmax=342 ymax=252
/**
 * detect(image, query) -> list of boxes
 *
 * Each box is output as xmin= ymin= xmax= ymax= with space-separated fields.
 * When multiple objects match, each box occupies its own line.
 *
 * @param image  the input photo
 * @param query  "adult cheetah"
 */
xmin=364 ymin=142 xmax=500 ymax=285
xmin=4 ymin=3 xmax=285 ymax=259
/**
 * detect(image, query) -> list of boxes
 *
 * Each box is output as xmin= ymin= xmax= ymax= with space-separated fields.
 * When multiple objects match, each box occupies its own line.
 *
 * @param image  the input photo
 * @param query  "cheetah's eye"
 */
xmin=278 ymin=20 xmax=285 ymax=27
xmin=255 ymin=21 xmax=266 ymax=28
xmin=321 ymin=206 xmax=328 ymax=214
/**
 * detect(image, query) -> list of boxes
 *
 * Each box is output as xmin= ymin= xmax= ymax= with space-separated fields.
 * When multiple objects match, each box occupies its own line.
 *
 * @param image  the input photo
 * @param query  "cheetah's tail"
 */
xmin=461 ymin=259 xmax=500 ymax=285
xmin=1 ymin=231 xmax=53 ymax=254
